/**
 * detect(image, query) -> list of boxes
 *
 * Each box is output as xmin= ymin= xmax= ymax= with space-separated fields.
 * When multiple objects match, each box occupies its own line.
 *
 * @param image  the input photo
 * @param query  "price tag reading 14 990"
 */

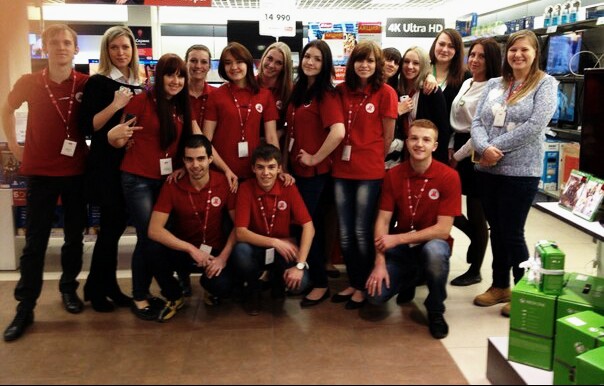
xmin=264 ymin=14 xmax=291 ymax=21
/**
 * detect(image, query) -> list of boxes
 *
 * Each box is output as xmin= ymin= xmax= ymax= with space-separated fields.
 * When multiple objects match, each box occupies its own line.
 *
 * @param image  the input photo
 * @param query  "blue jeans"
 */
xmin=478 ymin=172 xmax=539 ymax=288
xmin=230 ymin=242 xmax=310 ymax=294
xmin=334 ymin=178 xmax=382 ymax=290
xmin=366 ymin=239 xmax=451 ymax=314
xmin=152 ymin=247 xmax=234 ymax=300
xmin=294 ymin=173 xmax=331 ymax=288
xmin=15 ymin=175 xmax=87 ymax=311
xmin=121 ymin=172 xmax=164 ymax=301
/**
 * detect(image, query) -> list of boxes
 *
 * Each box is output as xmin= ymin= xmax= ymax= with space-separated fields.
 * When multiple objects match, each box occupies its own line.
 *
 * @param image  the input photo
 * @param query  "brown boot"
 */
xmin=501 ymin=302 xmax=511 ymax=317
xmin=473 ymin=287 xmax=511 ymax=307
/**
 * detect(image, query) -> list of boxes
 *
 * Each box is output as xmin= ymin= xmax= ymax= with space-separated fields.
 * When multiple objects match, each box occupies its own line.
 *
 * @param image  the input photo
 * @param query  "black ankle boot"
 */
xmin=4 ymin=309 xmax=34 ymax=342
xmin=107 ymin=291 xmax=132 ymax=308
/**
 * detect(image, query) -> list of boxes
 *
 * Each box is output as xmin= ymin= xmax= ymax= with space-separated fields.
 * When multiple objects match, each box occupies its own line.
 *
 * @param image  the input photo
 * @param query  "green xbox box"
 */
xmin=553 ymin=311 xmax=604 ymax=385
xmin=575 ymin=346 xmax=604 ymax=385
xmin=508 ymin=277 xmax=558 ymax=370
xmin=511 ymin=277 xmax=558 ymax=337
xmin=535 ymin=240 xmax=565 ymax=296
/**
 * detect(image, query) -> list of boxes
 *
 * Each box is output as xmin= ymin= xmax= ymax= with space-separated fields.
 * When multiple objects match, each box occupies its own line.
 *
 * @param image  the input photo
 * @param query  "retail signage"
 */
xmin=259 ymin=0 xmax=296 ymax=38
xmin=385 ymin=18 xmax=445 ymax=38
xmin=132 ymin=26 xmax=152 ymax=59
xmin=144 ymin=0 xmax=211 ymax=5
xmin=65 ymin=0 xmax=209 ymax=5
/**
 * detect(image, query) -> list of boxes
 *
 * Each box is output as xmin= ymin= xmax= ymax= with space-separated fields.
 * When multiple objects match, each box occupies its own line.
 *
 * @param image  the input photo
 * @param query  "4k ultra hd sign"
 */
xmin=386 ymin=18 xmax=445 ymax=38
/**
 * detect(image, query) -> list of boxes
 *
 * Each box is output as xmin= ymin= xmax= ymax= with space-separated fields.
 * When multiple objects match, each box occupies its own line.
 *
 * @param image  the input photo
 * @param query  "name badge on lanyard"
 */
xmin=288 ymin=137 xmax=295 ymax=152
xmin=493 ymin=107 xmax=507 ymax=128
xmin=61 ymin=139 xmax=77 ymax=157
xmin=265 ymin=247 xmax=275 ymax=265
xmin=199 ymin=244 xmax=212 ymax=254
xmin=160 ymin=157 xmax=173 ymax=175
xmin=238 ymin=141 xmax=249 ymax=158
xmin=341 ymin=145 xmax=352 ymax=162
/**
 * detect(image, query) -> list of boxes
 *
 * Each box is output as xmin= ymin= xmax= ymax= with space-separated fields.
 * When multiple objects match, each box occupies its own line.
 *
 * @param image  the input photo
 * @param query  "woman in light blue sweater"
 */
xmin=470 ymin=30 xmax=557 ymax=317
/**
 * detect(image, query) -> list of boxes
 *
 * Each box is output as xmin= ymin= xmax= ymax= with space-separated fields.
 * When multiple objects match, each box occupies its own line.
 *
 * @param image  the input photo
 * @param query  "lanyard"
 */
xmin=505 ymin=80 xmax=525 ymax=104
xmin=228 ymin=83 xmax=253 ymax=142
xmin=188 ymin=188 xmax=213 ymax=245
xmin=42 ymin=68 xmax=76 ymax=138
xmin=257 ymin=194 xmax=278 ymax=236
xmin=407 ymin=177 xmax=429 ymax=230
xmin=457 ymin=80 xmax=474 ymax=107
xmin=344 ymin=92 xmax=369 ymax=145
xmin=432 ymin=66 xmax=447 ymax=89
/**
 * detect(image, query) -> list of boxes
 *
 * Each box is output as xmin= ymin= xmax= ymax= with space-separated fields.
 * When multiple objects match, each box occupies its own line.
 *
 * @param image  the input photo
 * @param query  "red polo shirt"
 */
xmin=286 ymin=90 xmax=344 ymax=177
xmin=380 ymin=160 xmax=461 ymax=237
xmin=154 ymin=170 xmax=235 ymax=250
xmin=205 ymin=84 xmax=279 ymax=179
xmin=235 ymin=179 xmax=311 ymax=238
xmin=121 ymin=92 xmax=184 ymax=179
xmin=7 ymin=70 xmax=89 ymax=176
xmin=332 ymin=83 xmax=397 ymax=180
xmin=189 ymin=83 xmax=215 ymax=128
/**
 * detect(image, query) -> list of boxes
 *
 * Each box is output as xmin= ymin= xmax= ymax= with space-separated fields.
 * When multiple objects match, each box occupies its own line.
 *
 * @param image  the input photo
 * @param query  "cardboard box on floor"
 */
xmin=575 ymin=346 xmax=604 ymax=385
xmin=553 ymin=311 xmax=604 ymax=385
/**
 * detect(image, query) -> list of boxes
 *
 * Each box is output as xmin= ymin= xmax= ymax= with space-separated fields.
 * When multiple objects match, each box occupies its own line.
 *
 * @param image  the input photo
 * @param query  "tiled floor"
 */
xmin=0 ymin=204 xmax=600 ymax=384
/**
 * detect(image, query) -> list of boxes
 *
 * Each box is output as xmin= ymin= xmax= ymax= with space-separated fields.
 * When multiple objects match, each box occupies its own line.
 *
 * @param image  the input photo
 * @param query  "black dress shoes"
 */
xmin=396 ymin=286 xmax=416 ymax=304
xmin=130 ymin=301 xmax=160 ymax=321
xmin=300 ymin=289 xmax=331 ymax=308
xmin=107 ymin=291 xmax=133 ymax=308
xmin=331 ymin=292 xmax=353 ymax=303
xmin=4 ymin=310 xmax=34 ymax=342
xmin=428 ymin=312 xmax=449 ymax=339
xmin=345 ymin=298 xmax=367 ymax=310
xmin=450 ymin=272 xmax=482 ymax=286
xmin=88 ymin=296 xmax=115 ymax=313
xmin=61 ymin=292 xmax=84 ymax=314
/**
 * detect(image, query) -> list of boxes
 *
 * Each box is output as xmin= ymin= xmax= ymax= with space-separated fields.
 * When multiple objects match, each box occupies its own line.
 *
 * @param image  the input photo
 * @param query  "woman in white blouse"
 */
xmin=448 ymin=38 xmax=501 ymax=287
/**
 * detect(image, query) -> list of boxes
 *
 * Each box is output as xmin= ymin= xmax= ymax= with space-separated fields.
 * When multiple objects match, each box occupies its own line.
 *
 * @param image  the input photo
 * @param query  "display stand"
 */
xmin=0 ymin=189 xmax=19 ymax=270
xmin=534 ymin=201 xmax=604 ymax=277
xmin=487 ymin=337 xmax=553 ymax=385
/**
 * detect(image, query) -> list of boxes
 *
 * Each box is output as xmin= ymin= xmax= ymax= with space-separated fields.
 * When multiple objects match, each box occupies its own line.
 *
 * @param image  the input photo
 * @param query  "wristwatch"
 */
xmin=295 ymin=261 xmax=309 ymax=270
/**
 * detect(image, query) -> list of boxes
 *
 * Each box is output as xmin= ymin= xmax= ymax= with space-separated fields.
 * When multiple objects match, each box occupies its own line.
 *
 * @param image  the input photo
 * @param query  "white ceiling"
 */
xmin=41 ymin=0 xmax=447 ymax=10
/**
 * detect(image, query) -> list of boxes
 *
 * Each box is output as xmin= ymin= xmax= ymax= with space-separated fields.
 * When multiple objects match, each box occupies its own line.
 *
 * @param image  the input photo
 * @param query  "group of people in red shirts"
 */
xmin=3 ymin=23 xmax=466 ymax=343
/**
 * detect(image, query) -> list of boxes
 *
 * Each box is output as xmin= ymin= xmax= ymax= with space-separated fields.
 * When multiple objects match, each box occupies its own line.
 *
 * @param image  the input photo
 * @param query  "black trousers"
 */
xmin=14 ymin=175 xmax=87 ymax=311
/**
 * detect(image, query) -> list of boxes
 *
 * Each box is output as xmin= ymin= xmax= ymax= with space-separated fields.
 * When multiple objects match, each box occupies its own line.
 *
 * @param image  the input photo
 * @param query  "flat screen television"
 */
xmin=226 ymin=20 xmax=303 ymax=59
xmin=550 ymin=78 xmax=583 ymax=129
xmin=580 ymin=68 xmax=604 ymax=180
xmin=545 ymin=32 xmax=582 ymax=75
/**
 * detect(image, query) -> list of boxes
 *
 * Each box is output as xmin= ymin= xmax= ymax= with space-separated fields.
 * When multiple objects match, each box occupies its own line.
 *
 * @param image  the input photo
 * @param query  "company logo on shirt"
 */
xmin=365 ymin=103 xmax=375 ymax=113
xmin=211 ymin=197 xmax=222 ymax=207
xmin=255 ymin=103 xmax=264 ymax=113
xmin=276 ymin=100 xmax=283 ymax=110
xmin=429 ymin=189 xmax=440 ymax=200
xmin=277 ymin=200 xmax=288 ymax=211
xmin=76 ymin=92 xmax=83 ymax=103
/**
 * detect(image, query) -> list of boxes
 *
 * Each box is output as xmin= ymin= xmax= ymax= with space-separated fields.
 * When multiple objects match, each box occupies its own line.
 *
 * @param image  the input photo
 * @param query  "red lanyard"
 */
xmin=505 ymin=81 xmax=525 ymax=104
xmin=344 ymin=92 xmax=369 ymax=145
xmin=42 ymin=68 xmax=76 ymax=138
xmin=188 ymin=188 xmax=213 ymax=245
xmin=407 ymin=177 xmax=429 ymax=230
xmin=228 ymin=84 xmax=253 ymax=142
xmin=257 ymin=195 xmax=278 ymax=236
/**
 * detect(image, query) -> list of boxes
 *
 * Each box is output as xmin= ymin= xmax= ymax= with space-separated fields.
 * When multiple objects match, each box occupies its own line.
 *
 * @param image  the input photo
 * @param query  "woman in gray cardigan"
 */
xmin=470 ymin=30 xmax=557 ymax=317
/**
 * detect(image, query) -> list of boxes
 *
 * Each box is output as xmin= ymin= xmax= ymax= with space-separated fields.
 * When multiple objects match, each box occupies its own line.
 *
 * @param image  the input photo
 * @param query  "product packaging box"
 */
xmin=540 ymin=141 xmax=560 ymax=192
xmin=553 ymin=311 xmax=604 ymax=385
xmin=575 ymin=346 xmax=604 ymax=385
xmin=535 ymin=240 xmax=565 ymax=295
xmin=557 ymin=273 xmax=604 ymax=320
xmin=559 ymin=142 xmax=581 ymax=190
xmin=508 ymin=277 xmax=558 ymax=370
